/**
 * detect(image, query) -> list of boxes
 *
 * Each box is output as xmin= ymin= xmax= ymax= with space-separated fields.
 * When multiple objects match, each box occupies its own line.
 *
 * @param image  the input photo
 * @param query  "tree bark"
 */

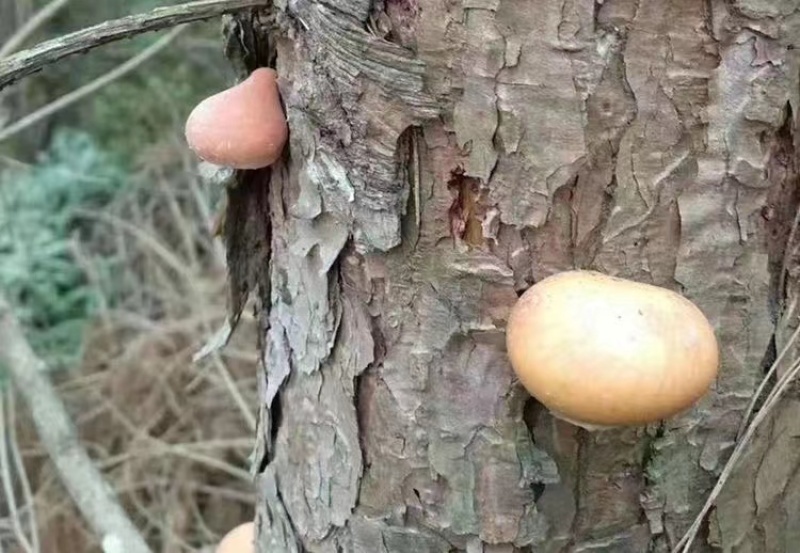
xmin=240 ymin=1 xmax=800 ymax=552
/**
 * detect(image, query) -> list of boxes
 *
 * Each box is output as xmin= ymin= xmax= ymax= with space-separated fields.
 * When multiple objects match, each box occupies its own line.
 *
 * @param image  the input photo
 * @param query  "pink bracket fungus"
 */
xmin=215 ymin=522 xmax=255 ymax=553
xmin=185 ymin=67 xmax=288 ymax=170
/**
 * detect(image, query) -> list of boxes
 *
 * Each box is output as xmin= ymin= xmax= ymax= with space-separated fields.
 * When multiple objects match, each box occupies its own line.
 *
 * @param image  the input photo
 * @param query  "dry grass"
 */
xmin=6 ymin=138 xmax=259 ymax=553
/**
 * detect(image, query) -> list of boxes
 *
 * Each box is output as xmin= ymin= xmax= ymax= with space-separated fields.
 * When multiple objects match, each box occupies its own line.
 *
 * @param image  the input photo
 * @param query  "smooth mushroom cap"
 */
xmin=216 ymin=522 xmax=255 ymax=553
xmin=185 ymin=68 xmax=288 ymax=170
xmin=506 ymin=270 xmax=720 ymax=428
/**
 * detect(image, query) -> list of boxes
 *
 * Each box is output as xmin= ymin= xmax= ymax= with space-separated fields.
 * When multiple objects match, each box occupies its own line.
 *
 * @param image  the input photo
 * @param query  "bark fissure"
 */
xmin=564 ymin=429 xmax=587 ymax=552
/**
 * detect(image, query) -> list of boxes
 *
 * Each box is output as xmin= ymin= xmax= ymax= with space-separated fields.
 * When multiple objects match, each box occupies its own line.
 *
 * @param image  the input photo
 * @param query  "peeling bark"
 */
xmin=233 ymin=1 xmax=800 ymax=551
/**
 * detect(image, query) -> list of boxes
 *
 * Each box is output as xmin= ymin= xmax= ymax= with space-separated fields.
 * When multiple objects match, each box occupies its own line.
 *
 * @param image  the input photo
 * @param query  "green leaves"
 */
xmin=0 ymin=129 xmax=123 ymax=366
xmin=0 ymin=1 xmax=230 ymax=366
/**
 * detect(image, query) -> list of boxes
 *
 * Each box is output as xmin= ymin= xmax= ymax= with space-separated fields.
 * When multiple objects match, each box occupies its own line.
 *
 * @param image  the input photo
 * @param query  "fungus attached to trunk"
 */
xmin=216 ymin=522 xmax=255 ymax=553
xmin=185 ymin=68 xmax=287 ymax=170
xmin=506 ymin=270 xmax=719 ymax=429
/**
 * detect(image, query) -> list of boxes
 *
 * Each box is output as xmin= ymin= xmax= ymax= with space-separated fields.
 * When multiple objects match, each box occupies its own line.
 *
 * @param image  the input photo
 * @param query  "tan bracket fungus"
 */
xmin=506 ymin=270 xmax=720 ymax=430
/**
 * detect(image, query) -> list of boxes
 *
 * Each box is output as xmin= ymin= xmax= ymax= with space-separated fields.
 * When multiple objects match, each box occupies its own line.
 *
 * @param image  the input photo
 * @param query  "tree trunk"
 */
xmin=240 ymin=1 xmax=800 ymax=552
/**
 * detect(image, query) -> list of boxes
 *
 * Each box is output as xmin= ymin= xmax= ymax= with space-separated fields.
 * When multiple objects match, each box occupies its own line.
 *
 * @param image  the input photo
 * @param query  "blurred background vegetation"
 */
xmin=1 ymin=0 xmax=232 ymax=364
xmin=0 ymin=2 xmax=259 ymax=551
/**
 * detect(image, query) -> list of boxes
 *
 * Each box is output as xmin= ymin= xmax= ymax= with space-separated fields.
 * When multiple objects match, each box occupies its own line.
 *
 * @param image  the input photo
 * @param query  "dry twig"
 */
xmin=0 ymin=391 xmax=36 ymax=552
xmin=674 ymin=329 xmax=800 ymax=551
xmin=0 ymin=0 xmax=266 ymax=89
xmin=0 ymin=294 xmax=152 ymax=553
xmin=736 ymin=304 xmax=800 ymax=441
xmin=0 ymin=0 xmax=71 ymax=59
xmin=6 ymin=391 xmax=40 ymax=552
xmin=0 ymin=26 xmax=185 ymax=143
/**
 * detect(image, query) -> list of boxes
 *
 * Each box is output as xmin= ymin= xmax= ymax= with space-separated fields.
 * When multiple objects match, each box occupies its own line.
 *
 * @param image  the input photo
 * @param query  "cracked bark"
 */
xmin=227 ymin=1 xmax=800 ymax=551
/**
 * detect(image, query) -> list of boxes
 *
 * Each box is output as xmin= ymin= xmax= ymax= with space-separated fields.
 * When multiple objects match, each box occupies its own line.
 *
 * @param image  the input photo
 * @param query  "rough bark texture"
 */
xmin=241 ymin=1 xmax=800 ymax=552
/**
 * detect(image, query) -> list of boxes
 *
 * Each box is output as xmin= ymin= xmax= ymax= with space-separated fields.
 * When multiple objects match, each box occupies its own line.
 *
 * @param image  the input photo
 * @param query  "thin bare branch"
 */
xmin=7 ymin=390 xmax=40 ymax=552
xmin=0 ymin=26 xmax=184 ymax=143
xmin=0 ymin=0 xmax=266 ymax=90
xmin=736 ymin=297 xmax=800 ymax=440
xmin=0 ymin=391 xmax=35 ymax=553
xmin=0 ymin=294 xmax=153 ymax=553
xmin=675 ymin=353 xmax=800 ymax=552
xmin=75 ymin=208 xmax=200 ymax=287
xmin=0 ymin=0 xmax=71 ymax=59
xmin=210 ymin=353 xmax=257 ymax=432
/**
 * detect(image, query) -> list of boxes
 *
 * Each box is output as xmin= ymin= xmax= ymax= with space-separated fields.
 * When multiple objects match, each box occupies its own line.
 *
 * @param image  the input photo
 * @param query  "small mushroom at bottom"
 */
xmin=505 ymin=270 xmax=720 ymax=430
xmin=216 ymin=522 xmax=255 ymax=553
xmin=185 ymin=68 xmax=288 ymax=170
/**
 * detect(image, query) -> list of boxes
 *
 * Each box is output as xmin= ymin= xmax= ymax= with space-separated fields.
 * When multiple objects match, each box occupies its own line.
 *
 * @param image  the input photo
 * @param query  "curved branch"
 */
xmin=0 ymin=0 xmax=266 ymax=90
xmin=0 ymin=26 xmax=184 ymax=143
xmin=0 ymin=0 xmax=72 ymax=59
